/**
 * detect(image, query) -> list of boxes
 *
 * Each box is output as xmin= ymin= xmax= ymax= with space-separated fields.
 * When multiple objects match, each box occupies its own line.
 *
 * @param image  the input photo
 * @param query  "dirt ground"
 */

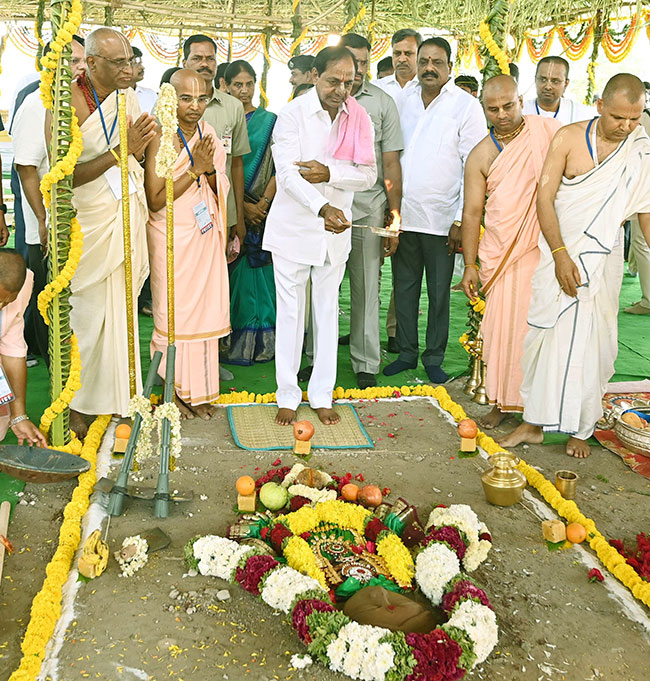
xmin=2 ymin=379 xmax=650 ymax=681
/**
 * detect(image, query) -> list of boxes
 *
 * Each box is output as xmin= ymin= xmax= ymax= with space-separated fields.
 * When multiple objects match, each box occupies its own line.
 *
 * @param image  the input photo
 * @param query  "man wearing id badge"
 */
xmin=0 ymin=250 xmax=47 ymax=447
xmin=145 ymin=70 xmax=231 ymax=420
xmin=56 ymin=28 xmax=156 ymax=432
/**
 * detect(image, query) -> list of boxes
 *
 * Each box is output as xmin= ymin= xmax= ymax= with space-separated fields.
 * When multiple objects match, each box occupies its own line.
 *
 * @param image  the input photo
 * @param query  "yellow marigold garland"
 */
xmin=479 ymin=19 xmax=510 ymax=75
xmin=376 ymin=533 xmax=415 ymax=588
xmin=283 ymin=536 xmax=328 ymax=588
xmin=8 ymin=415 xmax=111 ymax=681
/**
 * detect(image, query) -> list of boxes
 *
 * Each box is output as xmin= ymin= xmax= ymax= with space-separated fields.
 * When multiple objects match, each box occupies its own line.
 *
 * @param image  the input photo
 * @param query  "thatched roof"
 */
xmin=0 ymin=0 xmax=643 ymax=37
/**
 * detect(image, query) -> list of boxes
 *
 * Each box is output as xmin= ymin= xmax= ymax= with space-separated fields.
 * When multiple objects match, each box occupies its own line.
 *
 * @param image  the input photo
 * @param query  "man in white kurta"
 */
xmin=263 ymin=46 xmax=376 ymax=426
xmin=522 ymin=56 xmax=594 ymax=125
xmin=501 ymin=74 xmax=650 ymax=458
xmin=385 ymin=37 xmax=485 ymax=384
xmin=68 ymin=29 xmax=156 ymax=424
xmin=374 ymin=28 xmax=421 ymax=99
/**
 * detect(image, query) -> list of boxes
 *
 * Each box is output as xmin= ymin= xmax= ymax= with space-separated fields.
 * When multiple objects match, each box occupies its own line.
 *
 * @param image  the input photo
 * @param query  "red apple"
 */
xmin=293 ymin=420 xmax=315 ymax=441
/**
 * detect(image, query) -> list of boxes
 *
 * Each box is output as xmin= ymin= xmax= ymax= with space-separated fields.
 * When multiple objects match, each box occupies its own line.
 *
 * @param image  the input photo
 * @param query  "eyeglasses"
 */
xmin=89 ymin=54 xmax=137 ymax=71
xmin=178 ymin=95 xmax=211 ymax=105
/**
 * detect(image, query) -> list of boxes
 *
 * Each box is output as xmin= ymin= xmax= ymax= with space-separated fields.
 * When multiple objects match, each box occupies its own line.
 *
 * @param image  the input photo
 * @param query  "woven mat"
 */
xmin=227 ymin=404 xmax=373 ymax=451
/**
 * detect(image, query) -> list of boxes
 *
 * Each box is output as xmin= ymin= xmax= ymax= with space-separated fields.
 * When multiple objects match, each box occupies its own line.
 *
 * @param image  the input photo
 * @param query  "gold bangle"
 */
xmin=110 ymin=149 xmax=121 ymax=166
xmin=551 ymin=246 xmax=567 ymax=255
xmin=187 ymin=169 xmax=199 ymax=182
xmin=464 ymin=263 xmax=479 ymax=271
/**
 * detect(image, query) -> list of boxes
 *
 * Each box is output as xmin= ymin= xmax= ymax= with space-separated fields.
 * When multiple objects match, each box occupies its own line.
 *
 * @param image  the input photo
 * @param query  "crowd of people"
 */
xmin=0 ymin=25 xmax=649 ymax=459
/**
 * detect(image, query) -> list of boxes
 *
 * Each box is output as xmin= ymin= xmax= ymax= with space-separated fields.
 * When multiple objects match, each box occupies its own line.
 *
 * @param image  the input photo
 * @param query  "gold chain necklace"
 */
xmin=493 ymin=118 xmax=526 ymax=142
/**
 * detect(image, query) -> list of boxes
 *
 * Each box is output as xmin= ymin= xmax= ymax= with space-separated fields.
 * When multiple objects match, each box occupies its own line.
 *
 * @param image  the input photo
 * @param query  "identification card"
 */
xmin=221 ymin=127 xmax=232 ymax=155
xmin=0 ymin=364 xmax=15 ymax=407
xmin=193 ymin=201 xmax=213 ymax=234
xmin=104 ymin=165 xmax=138 ymax=201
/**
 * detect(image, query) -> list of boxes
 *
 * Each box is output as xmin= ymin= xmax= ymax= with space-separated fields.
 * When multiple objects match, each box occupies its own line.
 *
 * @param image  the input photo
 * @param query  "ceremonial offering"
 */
xmin=615 ymin=408 xmax=650 ymax=456
xmin=542 ymin=519 xmax=567 ymax=543
xmin=458 ymin=419 xmax=478 ymax=454
xmin=481 ymin=453 xmax=526 ymax=506
xmin=293 ymin=419 xmax=314 ymax=456
xmin=237 ymin=474 xmax=258 ymax=512
xmin=555 ymin=470 xmax=578 ymax=499
xmin=566 ymin=523 xmax=587 ymax=544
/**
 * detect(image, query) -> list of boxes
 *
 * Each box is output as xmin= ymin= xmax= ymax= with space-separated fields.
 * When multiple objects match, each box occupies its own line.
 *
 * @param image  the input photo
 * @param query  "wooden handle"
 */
xmin=0 ymin=500 xmax=11 ymax=584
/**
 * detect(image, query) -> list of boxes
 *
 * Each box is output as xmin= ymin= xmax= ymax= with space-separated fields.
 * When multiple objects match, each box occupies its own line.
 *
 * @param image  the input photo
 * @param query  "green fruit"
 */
xmin=259 ymin=482 xmax=288 ymax=510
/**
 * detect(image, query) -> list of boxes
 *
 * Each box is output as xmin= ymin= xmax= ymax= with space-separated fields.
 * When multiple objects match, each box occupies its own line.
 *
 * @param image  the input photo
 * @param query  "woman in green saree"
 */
xmin=222 ymin=60 xmax=277 ymax=365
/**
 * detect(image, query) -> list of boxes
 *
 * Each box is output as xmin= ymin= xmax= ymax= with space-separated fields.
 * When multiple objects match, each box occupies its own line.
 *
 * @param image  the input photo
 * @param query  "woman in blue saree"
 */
xmin=222 ymin=60 xmax=277 ymax=365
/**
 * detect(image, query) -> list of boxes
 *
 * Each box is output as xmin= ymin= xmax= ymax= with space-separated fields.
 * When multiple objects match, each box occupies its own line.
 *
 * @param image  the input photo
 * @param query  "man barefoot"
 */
xmin=460 ymin=75 xmax=561 ymax=431
xmin=502 ymin=74 xmax=650 ymax=458
xmin=263 ymin=47 xmax=376 ymax=426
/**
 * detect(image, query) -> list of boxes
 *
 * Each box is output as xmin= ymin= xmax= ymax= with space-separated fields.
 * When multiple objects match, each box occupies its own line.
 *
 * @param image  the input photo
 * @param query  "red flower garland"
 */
xmin=441 ymin=580 xmax=492 ymax=614
xmin=405 ymin=629 xmax=465 ymax=681
xmin=269 ymin=522 xmax=294 ymax=553
xmin=235 ymin=555 xmax=279 ymax=595
xmin=609 ymin=533 xmax=650 ymax=580
xmin=291 ymin=598 xmax=336 ymax=644
xmin=364 ymin=517 xmax=389 ymax=543
xmin=423 ymin=527 xmax=467 ymax=561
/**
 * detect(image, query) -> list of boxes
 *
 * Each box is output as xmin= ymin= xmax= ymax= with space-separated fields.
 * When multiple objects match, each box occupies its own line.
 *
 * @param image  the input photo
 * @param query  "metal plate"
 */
xmin=0 ymin=444 xmax=91 ymax=483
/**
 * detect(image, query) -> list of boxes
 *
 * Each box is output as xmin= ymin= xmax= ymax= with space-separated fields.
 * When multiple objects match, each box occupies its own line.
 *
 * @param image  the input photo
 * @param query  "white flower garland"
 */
xmin=154 ymin=83 xmax=178 ymax=178
xmin=327 ymin=622 xmax=395 ymax=681
xmin=126 ymin=394 xmax=155 ymax=460
xmin=154 ymin=401 xmax=183 ymax=461
xmin=415 ymin=542 xmax=460 ymax=605
xmin=426 ymin=504 xmax=492 ymax=573
xmin=260 ymin=566 xmax=326 ymax=613
xmin=115 ymin=535 xmax=148 ymax=577
xmin=193 ymin=535 xmax=254 ymax=580
xmin=287 ymin=484 xmax=337 ymax=505
xmin=446 ymin=599 xmax=498 ymax=664
xmin=281 ymin=463 xmax=333 ymax=489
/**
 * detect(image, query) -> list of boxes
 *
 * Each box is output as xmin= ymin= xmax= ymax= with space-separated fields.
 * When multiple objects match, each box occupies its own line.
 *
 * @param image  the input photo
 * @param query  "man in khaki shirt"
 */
xmin=183 ymin=35 xmax=250 ymax=243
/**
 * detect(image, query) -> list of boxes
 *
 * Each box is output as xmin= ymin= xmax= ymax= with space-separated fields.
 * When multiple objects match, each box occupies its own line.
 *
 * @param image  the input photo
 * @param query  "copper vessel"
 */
xmin=481 ymin=453 xmax=526 ymax=506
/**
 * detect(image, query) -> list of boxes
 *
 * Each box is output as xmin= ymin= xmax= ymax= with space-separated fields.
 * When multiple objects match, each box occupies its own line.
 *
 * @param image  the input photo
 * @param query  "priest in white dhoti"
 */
xmin=65 ymin=29 xmax=156 ymax=429
xmin=263 ymin=46 xmax=376 ymax=426
xmin=501 ymin=74 xmax=650 ymax=458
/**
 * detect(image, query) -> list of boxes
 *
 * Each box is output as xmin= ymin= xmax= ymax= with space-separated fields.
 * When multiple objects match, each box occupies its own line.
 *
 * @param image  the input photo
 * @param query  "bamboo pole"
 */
xmin=118 ymin=92 xmax=137 ymax=399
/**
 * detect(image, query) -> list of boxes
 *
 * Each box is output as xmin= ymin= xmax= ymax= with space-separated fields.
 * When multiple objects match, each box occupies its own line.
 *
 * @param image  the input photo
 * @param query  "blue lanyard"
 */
xmin=177 ymin=124 xmax=203 ymax=185
xmin=489 ymin=128 xmax=503 ymax=153
xmin=585 ymin=117 xmax=599 ymax=166
xmin=90 ymin=80 xmax=119 ymax=149
xmin=535 ymin=99 xmax=559 ymax=118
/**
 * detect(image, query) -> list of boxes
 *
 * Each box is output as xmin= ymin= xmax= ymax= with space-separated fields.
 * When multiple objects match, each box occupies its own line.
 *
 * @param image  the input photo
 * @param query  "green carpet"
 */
xmin=3 ymin=264 xmax=649 ymax=444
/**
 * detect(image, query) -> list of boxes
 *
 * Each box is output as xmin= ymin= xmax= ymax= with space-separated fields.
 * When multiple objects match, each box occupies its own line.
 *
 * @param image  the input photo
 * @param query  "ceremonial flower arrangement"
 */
xmin=115 ymin=535 xmax=149 ymax=577
xmin=153 ymin=401 xmax=182 ymax=461
xmin=126 ymin=394 xmax=155 ymax=460
xmin=154 ymin=83 xmax=178 ymax=178
xmin=186 ymin=497 xmax=496 ymax=681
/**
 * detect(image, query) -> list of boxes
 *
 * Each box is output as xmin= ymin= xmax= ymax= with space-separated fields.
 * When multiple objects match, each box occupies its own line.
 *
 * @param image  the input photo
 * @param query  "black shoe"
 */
xmin=425 ymin=365 xmax=449 ymax=384
xmin=383 ymin=359 xmax=417 ymax=376
xmin=357 ymin=372 xmax=377 ymax=389
xmin=339 ymin=333 xmax=350 ymax=345
xmin=387 ymin=336 xmax=399 ymax=353
xmin=297 ymin=365 xmax=313 ymax=382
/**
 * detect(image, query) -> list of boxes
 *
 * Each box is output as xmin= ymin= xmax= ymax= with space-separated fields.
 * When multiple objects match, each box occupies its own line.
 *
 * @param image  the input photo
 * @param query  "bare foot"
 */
xmin=315 ymin=407 xmax=340 ymax=425
xmin=479 ymin=406 xmax=507 ymax=430
xmin=192 ymin=403 xmax=216 ymax=421
xmin=70 ymin=410 xmax=89 ymax=439
xmin=498 ymin=422 xmax=543 ymax=448
xmin=566 ymin=436 xmax=590 ymax=458
xmin=275 ymin=408 xmax=297 ymax=425
xmin=174 ymin=394 xmax=195 ymax=420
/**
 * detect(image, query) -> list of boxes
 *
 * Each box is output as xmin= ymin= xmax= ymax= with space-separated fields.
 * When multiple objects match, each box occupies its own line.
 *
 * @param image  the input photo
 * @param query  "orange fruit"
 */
xmin=566 ymin=523 xmax=586 ymax=544
xmin=115 ymin=423 xmax=132 ymax=439
xmin=236 ymin=475 xmax=256 ymax=496
xmin=457 ymin=419 xmax=478 ymax=438
xmin=341 ymin=483 xmax=360 ymax=501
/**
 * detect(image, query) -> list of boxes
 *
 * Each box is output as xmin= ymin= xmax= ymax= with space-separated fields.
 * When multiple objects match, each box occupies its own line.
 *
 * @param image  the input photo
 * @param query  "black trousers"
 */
xmin=392 ymin=231 xmax=455 ymax=368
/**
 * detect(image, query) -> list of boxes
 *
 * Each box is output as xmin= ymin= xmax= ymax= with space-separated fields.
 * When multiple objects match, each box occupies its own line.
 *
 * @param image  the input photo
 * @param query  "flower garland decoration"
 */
xmin=126 ymin=394 xmax=156 ymax=460
xmin=478 ymin=18 xmax=510 ymax=76
xmin=115 ymin=535 xmax=149 ymax=577
xmin=556 ymin=21 xmax=594 ymax=61
xmin=601 ymin=14 xmax=639 ymax=63
xmin=524 ymin=28 xmax=555 ymax=62
xmin=153 ymin=401 xmax=182 ymax=462
xmin=8 ymin=414 xmax=111 ymax=681
xmin=185 ymin=502 xmax=497 ymax=681
xmin=609 ymin=533 xmax=650 ymax=581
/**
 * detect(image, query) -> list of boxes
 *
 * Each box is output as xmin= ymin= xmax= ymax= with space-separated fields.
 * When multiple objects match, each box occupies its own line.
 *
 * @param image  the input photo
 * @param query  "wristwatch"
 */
xmin=0 ymin=204 xmax=7 ymax=214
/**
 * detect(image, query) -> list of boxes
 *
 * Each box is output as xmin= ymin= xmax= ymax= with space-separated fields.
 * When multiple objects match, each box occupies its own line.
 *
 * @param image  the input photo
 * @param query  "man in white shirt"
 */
xmin=384 ymin=37 xmax=485 ymax=384
xmin=264 ymin=46 xmax=376 ymax=426
xmin=522 ymin=56 xmax=594 ymax=125
xmin=131 ymin=46 xmax=158 ymax=114
xmin=375 ymin=28 xmax=421 ymax=98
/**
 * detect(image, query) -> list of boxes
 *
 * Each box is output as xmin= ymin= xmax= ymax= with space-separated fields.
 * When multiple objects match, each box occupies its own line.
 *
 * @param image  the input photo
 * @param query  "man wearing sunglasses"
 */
xmin=57 ymin=27 xmax=157 ymax=434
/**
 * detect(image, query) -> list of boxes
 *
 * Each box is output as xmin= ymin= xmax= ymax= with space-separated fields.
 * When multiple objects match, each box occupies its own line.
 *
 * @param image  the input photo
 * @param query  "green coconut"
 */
xmin=259 ymin=482 xmax=288 ymax=510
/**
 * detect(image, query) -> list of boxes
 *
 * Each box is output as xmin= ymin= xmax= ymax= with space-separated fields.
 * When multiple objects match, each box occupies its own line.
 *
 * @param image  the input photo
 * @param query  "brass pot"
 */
xmin=481 ymin=453 xmax=527 ymax=506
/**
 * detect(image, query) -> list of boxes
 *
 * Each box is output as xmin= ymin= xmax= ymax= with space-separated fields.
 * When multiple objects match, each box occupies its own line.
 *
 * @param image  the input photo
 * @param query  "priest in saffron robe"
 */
xmin=66 ymin=28 xmax=156 ymax=432
xmin=500 ymin=74 xmax=650 ymax=457
xmin=145 ymin=69 xmax=230 ymax=420
xmin=461 ymin=75 xmax=561 ymax=428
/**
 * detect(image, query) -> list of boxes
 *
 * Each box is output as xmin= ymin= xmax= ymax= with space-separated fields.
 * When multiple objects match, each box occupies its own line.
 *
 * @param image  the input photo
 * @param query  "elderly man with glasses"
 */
xmin=57 ymin=27 xmax=156 ymax=434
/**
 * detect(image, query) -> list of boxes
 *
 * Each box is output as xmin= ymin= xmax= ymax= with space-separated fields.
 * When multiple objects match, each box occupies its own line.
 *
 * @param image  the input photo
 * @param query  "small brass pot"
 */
xmin=481 ymin=453 xmax=527 ymax=506
xmin=555 ymin=470 xmax=578 ymax=499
